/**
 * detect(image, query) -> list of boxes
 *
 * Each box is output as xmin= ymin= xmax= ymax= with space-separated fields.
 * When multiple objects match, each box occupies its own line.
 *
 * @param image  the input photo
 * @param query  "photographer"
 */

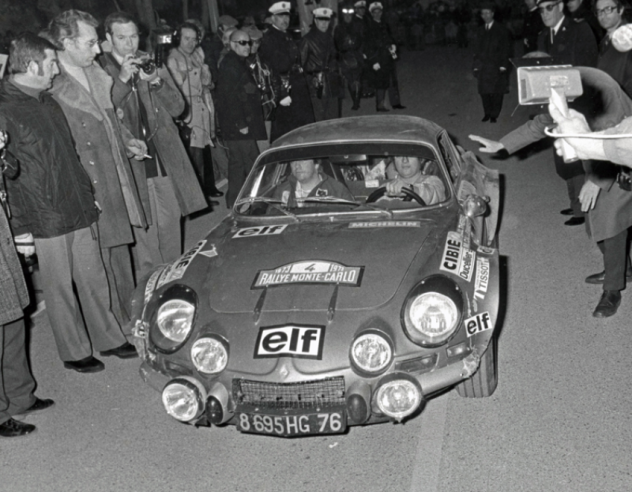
xmin=100 ymin=12 xmax=207 ymax=277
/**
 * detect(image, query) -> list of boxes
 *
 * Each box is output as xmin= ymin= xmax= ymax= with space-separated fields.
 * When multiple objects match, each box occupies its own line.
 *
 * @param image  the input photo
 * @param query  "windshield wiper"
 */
xmin=300 ymin=197 xmax=358 ymax=205
xmin=235 ymin=197 xmax=299 ymax=221
xmin=353 ymin=203 xmax=394 ymax=218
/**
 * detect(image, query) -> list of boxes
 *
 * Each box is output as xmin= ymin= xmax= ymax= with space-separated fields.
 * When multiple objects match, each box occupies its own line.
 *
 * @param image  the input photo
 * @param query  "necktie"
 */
xmin=550 ymin=28 xmax=555 ymax=45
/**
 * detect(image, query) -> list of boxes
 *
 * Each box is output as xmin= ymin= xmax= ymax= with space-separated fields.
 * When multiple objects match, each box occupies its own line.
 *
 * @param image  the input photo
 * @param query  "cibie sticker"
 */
xmin=233 ymin=224 xmax=288 ymax=239
xmin=439 ymin=232 xmax=476 ymax=282
xmin=473 ymin=257 xmax=490 ymax=301
xmin=254 ymin=325 xmax=325 ymax=359
xmin=144 ymin=267 xmax=164 ymax=303
xmin=252 ymin=260 xmax=364 ymax=289
xmin=156 ymin=240 xmax=206 ymax=288
xmin=464 ymin=312 xmax=492 ymax=337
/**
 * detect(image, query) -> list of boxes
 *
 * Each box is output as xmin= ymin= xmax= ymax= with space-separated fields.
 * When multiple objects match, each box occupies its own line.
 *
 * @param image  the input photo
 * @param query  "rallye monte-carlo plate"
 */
xmin=252 ymin=260 xmax=364 ymax=289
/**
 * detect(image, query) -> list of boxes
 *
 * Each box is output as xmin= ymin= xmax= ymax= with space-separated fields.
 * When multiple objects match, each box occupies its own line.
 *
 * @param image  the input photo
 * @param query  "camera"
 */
xmin=136 ymin=58 xmax=156 ymax=75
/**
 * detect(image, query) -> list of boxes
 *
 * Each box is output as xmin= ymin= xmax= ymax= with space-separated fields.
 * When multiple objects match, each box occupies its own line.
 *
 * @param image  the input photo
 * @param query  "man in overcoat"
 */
xmin=335 ymin=2 xmax=365 ymax=110
xmin=0 ymin=32 xmax=135 ymax=372
xmin=537 ymin=0 xmax=598 ymax=226
xmin=44 ymin=10 xmax=149 ymax=327
xmin=100 ymin=12 xmax=207 ymax=277
xmin=259 ymin=1 xmax=315 ymax=142
xmin=215 ymin=30 xmax=267 ymax=208
xmin=472 ymin=3 xmax=512 ymax=123
xmin=0 ymin=131 xmax=53 ymax=437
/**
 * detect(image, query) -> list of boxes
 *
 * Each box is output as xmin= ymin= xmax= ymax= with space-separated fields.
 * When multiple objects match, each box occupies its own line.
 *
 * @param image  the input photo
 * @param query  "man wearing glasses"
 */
xmin=536 ymin=0 xmax=598 ymax=227
xmin=215 ymin=30 xmax=266 ymax=208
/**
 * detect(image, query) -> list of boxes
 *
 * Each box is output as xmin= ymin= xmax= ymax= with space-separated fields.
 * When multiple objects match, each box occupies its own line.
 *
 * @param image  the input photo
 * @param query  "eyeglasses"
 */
xmin=538 ymin=1 xmax=561 ymax=13
xmin=594 ymin=6 xmax=618 ymax=16
xmin=233 ymin=40 xmax=253 ymax=46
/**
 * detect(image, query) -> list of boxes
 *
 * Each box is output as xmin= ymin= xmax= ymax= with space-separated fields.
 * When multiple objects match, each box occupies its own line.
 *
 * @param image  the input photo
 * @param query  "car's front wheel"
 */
xmin=455 ymin=336 xmax=498 ymax=398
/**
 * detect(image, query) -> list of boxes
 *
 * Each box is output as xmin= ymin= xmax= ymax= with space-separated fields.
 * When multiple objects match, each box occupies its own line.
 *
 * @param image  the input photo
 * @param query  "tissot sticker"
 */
xmin=254 ymin=325 xmax=325 ymax=359
xmin=199 ymin=244 xmax=218 ymax=258
xmin=474 ymin=257 xmax=490 ymax=301
xmin=349 ymin=221 xmax=421 ymax=228
xmin=233 ymin=224 xmax=288 ymax=239
xmin=464 ymin=312 xmax=492 ymax=337
xmin=439 ymin=232 xmax=476 ymax=282
xmin=156 ymin=240 xmax=206 ymax=288
xmin=252 ymin=260 xmax=364 ymax=289
xmin=144 ymin=267 xmax=164 ymax=303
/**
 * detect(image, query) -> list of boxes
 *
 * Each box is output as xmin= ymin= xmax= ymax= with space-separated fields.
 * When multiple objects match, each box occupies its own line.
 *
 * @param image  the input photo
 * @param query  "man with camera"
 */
xmin=100 ymin=12 xmax=207 ymax=277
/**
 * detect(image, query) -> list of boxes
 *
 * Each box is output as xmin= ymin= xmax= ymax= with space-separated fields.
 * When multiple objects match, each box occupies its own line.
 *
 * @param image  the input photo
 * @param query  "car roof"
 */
xmin=270 ymin=115 xmax=444 ymax=150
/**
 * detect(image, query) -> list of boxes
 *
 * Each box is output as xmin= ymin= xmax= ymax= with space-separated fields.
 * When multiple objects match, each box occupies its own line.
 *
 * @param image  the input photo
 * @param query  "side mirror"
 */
xmin=463 ymin=194 xmax=489 ymax=219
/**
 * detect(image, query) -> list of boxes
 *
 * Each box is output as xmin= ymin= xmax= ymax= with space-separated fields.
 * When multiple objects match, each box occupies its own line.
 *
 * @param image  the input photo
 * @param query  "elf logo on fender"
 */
xmin=254 ymin=325 xmax=325 ymax=359
xmin=464 ymin=312 xmax=492 ymax=337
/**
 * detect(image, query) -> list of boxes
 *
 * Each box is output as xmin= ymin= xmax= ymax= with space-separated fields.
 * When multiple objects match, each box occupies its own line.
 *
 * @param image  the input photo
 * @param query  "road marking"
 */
xmin=409 ymin=393 xmax=449 ymax=492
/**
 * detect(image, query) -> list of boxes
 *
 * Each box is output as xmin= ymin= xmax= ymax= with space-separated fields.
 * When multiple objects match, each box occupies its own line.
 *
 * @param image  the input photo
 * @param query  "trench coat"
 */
xmin=49 ymin=63 xmax=147 ymax=249
xmin=0 ymin=207 xmax=28 ymax=326
xmin=100 ymin=52 xmax=207 ymax=218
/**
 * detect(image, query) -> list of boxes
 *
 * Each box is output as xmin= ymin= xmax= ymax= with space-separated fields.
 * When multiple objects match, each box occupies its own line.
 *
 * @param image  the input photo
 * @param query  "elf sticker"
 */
xmin=464 ymin=312 xmax=493 ymax=337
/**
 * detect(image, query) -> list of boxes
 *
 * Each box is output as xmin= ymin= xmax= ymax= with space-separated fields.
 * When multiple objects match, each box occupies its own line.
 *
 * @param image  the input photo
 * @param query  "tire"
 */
xmin=455 ymin=337 xmax=498 ymax=398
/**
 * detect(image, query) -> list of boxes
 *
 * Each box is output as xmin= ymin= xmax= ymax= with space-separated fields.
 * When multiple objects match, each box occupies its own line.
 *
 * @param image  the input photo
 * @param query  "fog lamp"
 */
xmin=162 ymin=377 xmax=206 ymax=422
xmin=375 ymin=374 xmax=423 ymax=422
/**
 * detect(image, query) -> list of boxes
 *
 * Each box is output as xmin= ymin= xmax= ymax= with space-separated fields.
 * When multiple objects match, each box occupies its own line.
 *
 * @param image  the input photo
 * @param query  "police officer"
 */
xmin=335 ymin=2 xmax=365 ymax=110
xmin=259 ymin=1 xmax=315 ymax=142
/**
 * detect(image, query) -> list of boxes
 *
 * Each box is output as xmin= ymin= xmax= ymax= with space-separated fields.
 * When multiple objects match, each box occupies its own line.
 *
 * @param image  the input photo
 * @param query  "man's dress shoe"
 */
xmin=585 ymin=268 xmax=632 ymax=284
xmin=63 ymin=356 xmax=105 ymax=373
xmin=481 ymin=115 xmax=490 ymax=122
xmin=14 ymin=398 xmax=55 ymax=417
xmin=208 ymin=189 xmax=224 ymax=198
xmin=376 ymin=107 xmax=389 ymax=112
xmin=560 ymin=208 xmax=574 ymax=216
xmin=593 ymin=290 xmax=622 ymax=318
xmin=0 ymin=418 xmax=36 ymax=437
xmin=99 ymin=342 xmax=137 ymax=359
xmin=392 ymin=105 xmax=406 ymax=109
xmin=564 ymin=217 xmax=585 ymax=226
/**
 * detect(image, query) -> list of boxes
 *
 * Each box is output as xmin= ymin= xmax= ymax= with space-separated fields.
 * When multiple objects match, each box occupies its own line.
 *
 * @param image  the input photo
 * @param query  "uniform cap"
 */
xmin=218 ymin=15 xmax=238 ymax=27
xmin=313 ymin=7 xmax=333 ymax=20
xmin=369 ymin=2 xmax=383 ymax=12
xmin=269 ymin=1 xmax=291 ymax=14
xmin=354 ymin=1 xmax=367 ymax=7
xmin=535 ymin=0 xmax=560 ymax=6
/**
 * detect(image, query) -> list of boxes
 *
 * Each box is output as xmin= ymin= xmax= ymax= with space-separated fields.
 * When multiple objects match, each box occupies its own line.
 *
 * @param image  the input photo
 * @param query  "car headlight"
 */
xmin=350 ymin=331 xmax=392 ymax=375
xmin=402 ymin=277 xmax=463 ymax=347
xmin=162 ymin=376 xmax=207 ymax=422
xmin=375 ymin=373 xmax=423 ymax=422
xmin=191 ymin=337 xmax=228 ymax=374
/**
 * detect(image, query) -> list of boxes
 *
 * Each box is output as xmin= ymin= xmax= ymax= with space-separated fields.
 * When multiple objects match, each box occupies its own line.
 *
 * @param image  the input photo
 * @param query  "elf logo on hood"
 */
xmin=233 ymin=225 xmax=288 ymax=239
xmin=254 ymin=325 xmax=325 ymax=359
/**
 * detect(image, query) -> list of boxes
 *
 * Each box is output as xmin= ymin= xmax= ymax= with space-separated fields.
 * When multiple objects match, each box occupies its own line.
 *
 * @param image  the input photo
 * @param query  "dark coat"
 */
xmin=0 ymin=80 xmax=98 ymax=239
xmin=215 ymin=51 xmax=267 ymax=141
xmin=472 ymin=21 xmax=512 ymax=95
xmin=363 ymin=18 xmax=396 ymax=90
xmin=50 ymin=63 xmax=147 ymax=249
xmin=537 ymin=16 xmax=598 ymax=67
xmin=523 ymin=7 xmax=543 ymax=52
xmin=259 ymin=26 xmax=315 ymax=142
xmin=300 ymin=27 xmax=343 ymax=99
xmin=99 ymin=52 xmax=207 ymax=217
xmin=569 ymin=1 xmax=604 ymax=44
xmin=598 ymin=35 xmax=632 ymax=99
xmin=334 ymin=20 xmax=364 ymax=81
xmin=0 ymin=207 xmax=29 ymax=325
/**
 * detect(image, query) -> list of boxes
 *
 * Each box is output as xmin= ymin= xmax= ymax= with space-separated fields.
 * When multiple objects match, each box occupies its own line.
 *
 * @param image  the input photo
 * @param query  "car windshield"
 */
xmin=235 ymin=153 xmax=450 ymax=217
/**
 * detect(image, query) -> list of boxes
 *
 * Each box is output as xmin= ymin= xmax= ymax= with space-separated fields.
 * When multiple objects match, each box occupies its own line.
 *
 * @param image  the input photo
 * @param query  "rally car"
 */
xmin=130 ymin=115 xmax=501 ymax=437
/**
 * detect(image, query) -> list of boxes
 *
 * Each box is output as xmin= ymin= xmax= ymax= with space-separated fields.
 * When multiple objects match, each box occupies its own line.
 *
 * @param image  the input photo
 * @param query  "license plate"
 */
xmin=237 ymin=410 xmax=346 ymax=437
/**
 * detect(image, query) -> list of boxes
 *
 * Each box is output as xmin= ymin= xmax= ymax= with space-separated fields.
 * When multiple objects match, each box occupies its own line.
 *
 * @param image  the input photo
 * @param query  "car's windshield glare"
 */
xmin=235 ymin=154 xmax=450 ymax=216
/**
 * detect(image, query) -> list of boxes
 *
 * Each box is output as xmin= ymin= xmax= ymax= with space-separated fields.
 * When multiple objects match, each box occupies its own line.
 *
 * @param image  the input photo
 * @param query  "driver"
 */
xmin=273 ymin=159 xmax=355 ymax=206
xmin=382 ymin=156 xmax=446 ymax=205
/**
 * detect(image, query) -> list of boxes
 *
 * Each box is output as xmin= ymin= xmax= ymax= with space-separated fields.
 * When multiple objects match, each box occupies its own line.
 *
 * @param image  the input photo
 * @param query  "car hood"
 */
xmin=208 ymin=220 xmax=437 ymax=314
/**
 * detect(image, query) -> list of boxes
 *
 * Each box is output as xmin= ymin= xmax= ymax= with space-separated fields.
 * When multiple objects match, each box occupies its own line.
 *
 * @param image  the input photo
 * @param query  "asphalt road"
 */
xmin=2 ymin=45 xmax=632 ymax=492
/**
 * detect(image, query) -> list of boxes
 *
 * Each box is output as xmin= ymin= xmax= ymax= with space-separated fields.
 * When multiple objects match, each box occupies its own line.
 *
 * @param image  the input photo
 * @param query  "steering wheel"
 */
xmin=365 ymin=186 xmax=427 ymax=206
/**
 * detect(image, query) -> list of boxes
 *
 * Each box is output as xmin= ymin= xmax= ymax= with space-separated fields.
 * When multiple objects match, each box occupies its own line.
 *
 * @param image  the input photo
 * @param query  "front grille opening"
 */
xmin=234 ymin=377 xmax=345 ymax=409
